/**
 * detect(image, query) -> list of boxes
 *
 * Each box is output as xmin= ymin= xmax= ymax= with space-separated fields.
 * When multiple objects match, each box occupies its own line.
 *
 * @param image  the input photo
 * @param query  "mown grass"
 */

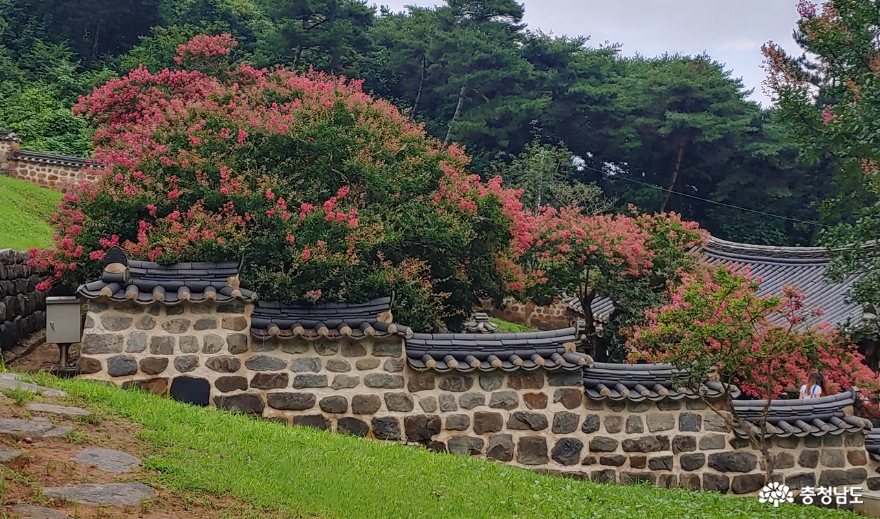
xmin=489 ymin=317 xmax=534 ymax=333
xmin=20 ymin=374 xmax=854 ymax=519
xmin=0 ymin=176 xmax=60 ymax=250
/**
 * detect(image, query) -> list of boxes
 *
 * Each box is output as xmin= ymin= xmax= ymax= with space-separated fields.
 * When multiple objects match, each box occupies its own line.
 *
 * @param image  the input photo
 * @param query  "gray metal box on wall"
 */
xmin=46 ymin=296 xmax=82 ymax=344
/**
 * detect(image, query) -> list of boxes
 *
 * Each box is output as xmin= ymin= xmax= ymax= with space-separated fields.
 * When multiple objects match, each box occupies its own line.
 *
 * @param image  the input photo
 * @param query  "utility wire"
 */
xmin=580 ymin=163 xmax=825 ymax=227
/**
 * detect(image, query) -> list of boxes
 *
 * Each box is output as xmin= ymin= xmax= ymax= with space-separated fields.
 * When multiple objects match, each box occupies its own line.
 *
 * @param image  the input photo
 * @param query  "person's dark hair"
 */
xmin=806 ymin=372 xmax=828 ymax=396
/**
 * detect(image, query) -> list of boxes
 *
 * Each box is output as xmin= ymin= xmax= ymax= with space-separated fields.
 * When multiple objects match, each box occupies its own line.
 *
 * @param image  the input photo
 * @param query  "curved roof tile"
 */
xmin=251 ymin=297 xmax=411 ymax=341
xmin=732 ymin=389 xmax=871 ymax=438
xmin=583 ymin=362 xmax=739 ymax=402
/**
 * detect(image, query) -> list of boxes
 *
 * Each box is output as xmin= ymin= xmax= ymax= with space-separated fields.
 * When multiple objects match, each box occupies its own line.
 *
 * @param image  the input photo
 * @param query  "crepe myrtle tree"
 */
xmin=28 ymin=34 xmax=531 ymax=332
xmin=627 ymin=265 xmax=878 ymax=483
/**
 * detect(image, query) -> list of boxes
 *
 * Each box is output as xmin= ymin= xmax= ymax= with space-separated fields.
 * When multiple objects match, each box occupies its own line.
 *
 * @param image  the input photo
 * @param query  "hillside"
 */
xmin=0 ymin=176 xmax=60 ymax=250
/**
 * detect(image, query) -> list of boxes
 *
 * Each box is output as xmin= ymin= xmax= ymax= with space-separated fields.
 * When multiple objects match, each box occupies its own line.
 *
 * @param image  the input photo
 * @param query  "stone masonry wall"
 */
xmin=77 ymin=300 xmax=880 ymax=500
xmin=481 ymin=297 xmax=576 ymax=331
xmin=1 ymin=136 xmax=99 ymax=193
xmin=0 ymin=250 xmax=47 ymax=350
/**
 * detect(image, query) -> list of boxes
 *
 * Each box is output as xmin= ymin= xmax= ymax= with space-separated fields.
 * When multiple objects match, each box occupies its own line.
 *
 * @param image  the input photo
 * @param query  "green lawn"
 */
xmin=0 ymin=176 xmax=60 ymax=250
xmin=25 ymin=373 xmax=856 ymax=519
xmin=489 ymin=317 xmax=534 ymax=333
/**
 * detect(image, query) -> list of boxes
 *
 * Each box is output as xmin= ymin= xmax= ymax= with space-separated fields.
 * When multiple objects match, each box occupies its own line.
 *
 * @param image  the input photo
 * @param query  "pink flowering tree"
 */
xmin=627 ymin=265 xmax=878 ymax=482
xmin=29 ymin=34 xmax=528 ymax=331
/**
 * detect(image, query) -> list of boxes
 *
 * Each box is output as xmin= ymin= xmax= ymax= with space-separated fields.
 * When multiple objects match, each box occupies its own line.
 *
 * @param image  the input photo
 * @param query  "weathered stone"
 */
xmin=507 ymin=411 xmax=548 ymax=431
xmin=548 ymin=371 xmax=581 ymax=386
xmin=292 ymin=415 xmax=330 ymax=430
xmin=0 ymin=418 xmax=53 ymax=439
xmin=175 ymin=336 xmax=197 ymax=354
xmin=215 ymin=376 xmax=248 ymax=392
xmin=341 ymin=342 xmax=367 ymax=357
xmin=438 ymin=375 xmax=474 ymax=392
xmin=173 ymin=355 xmax=199 ymax=373
xmin=89 ymin=302 xmax=109 ymax=312
xmin=508 ymin=373 xmax=543 ymax=390
xmin=818 ymin=468 xmax=868 ymax=487
xmin=267 ymin=392 xmax=316 ymax=411
xmin=221 ymin=316 xmax=247 ymax=331
xmin=26 ymin=403 xmax=90 ymax=417
xmin=250 ymin=372 xmax=288 ymax=389
xmin=42 ymin=482 xmax=156 ymax=506
xmin=656 ymin=399 xmax=682 ymax=411
xmin=166 ymin=305 xmax=185 ymax=316
xmin=326 ymin=359 xmax=352 ymax=372
xmin=107 ymin=355 xmax=137 ymax=377
xmin=149 ymin=336 xmax=174 ymax=355
xmin=161 ymin=318 xmax=191 ymax=334
xmin=355 ymin=358 xmax=380 ymax=370
xmin=372 ymin=341 xmax=403 ymax=357
xmin=405 ymin=415 xmax=441 ymax=442
xmin=678 ymin=413 xmax=702 ymax=432
xmin=551 ymin=438 xmax=583 ymax=466
xmin=136 ymin=316 xmax=156 ymax=333
xmin=338 ymin=417 xmax=370 ymax=437
xmin=681 ymin=453 xmax=706 ymax=471
xmin=226 ymin=333 xmax=248 ymax=354
xmin=446 ymin=414 xmax=470 ymax=431
xmin=699 ymin=434 xmax=726 ymax=451
xmin=729 ymin=437 xmax=754 ymax=450
xmin=578 ymin=414 xmax=600 ymax=435
xmin=459 ymin=393 xmax=485 ymax=410
xmin=124 ymin=332 xmax=147 ymax=353
xmin=439 ymin=394 xmax=458 ymax=412
xmin=523 ymin=392 xmax=548 ymax=410
xmin=846 ymin=433 xmax=865 ymax=447
xmin=620 ymin=472 xmax=656 ymax=485
xmin=820 ymin=449 xmax=845 ymax=468
xmin=192 ymin=318 xmax=216 ymax=331
xmin=702 ymin=473 xmax=730 ymax=493
xmin=786 ymin=473 xmax=816 ymax=489
xmin=798 ymin=449 xmax=819 ymax=468
xmin=553 ymin=388 xmax=582 ymax=409
xmin=870 ymin=477 xmax=880 ymax=491
xmin=708 ymin=452 xmax=758 ymax=473
xmin=293 ymin=374 xmax=328 ymax=388
xmin=804 ymin=435 xmax=822 ymax=448
xmin=419 ymin=396 xmax=438 ymax=413
xmin=72 ymin=447 xmax=140 ymax=473
xmin=768 ymin=452 xmax=795 ymax=471
xmin=824 ymin=434 xmax=843 ymax=447
xmin=407 ymin=372 xmax=435 ymax=392
xmin=517 ymin=436 xmax=548 ymax=465
xmin=101 ymin=316 xmax=132 ymax=331
xmin=657 ymin=474 xmax=679 ymax=489
xmin=600 ymin=455 xmax=626 ymax=467
xmin=589 ymin=437 xmax=619 ymax=453
xmin=371 ymin=417 xmax=402 ymax=440
xmin=731 ymin=474 xmax=766 ymax=495
xmin=681 ymin=474 xmax=702 ymax=490
xmin=281 ymin=342 xmax=309 ymax=354
xmin=81 ymin=333 xmax=124 ymax=354
xmin=627 ymin=401 xmax=651 ymax=413
xmin=479 ymin=372 xmax=505 ymax=392
xmin=625 ymin=415 xmax=644 ymax=434
xmin=552 ymin=412 xmax=579 ymax=434
xmin=205 ymin=356 xmax=241 ymax=373
xmin=649 ymin=456 xmax=674 ymax=471
xmin=138 ymin=357 xmax=168 ymax=375
xmin=473 ymin=412 xmax=503 ymax=434
xmin=686 ymin=399 xmax=708 ymax=410
xmin=629 ymin=455 xmax=647 ymax=469
xmin=203 ymin=334 xmax=223 ymax=354
xmin=169 ymin=377 xmax=210 ymax=406
xmin=487 ymin=434 xmax=514 ymax=461
xmin=217 ymin=303 xmax=245 ymax=313
xmin=319 ymin=396 xmax=349 ymax=414
xmin=449 ymin=435 xmax=484 ymax=456
xmin=331 ymin=374 xmax=360 ymax=389
xmin=383 ymin=358 xmax=405 ymax=373
xmin=364 ymin=373 xmax=404 ymax=389
xmin=214 ymin=393 xmax=265 ymax=415
xmin=608 ymin=401 xmax=626 ymax=412
xmin=385 ymin=393 xmax=415 ymax=412
xmin=582 ymin=455 xmax=597 ymax=465
xmin=290 ymin=357 xmax=322 ymax=373
xmin=590 ymin=469 xmax=616 ymax=484
xmin=124 ymin=378 xmax=168 ymax=395
xmin=352 ymin=394 xmax=382 ymax=415
xmin=604 ymin=416 xmax=623 ymax=434
xmin=848 ymin=449 xmax=868 ymax=466
xmin=622 ymin=436 xmax=664 ymax=453
xmin=488 ymin=391 xmax=519 ymax=410
xmin=10 ymin=504 xmax=71 ymax=519
xmin=704 ymin=413 xmax=729 ymax=432
xmin=77 ymin=357 xmax=102 ymax=375
xmin=646 ymin=414 xmax=675 ymax=433
xmin=776 ymin=436 xmax=800 ymax=449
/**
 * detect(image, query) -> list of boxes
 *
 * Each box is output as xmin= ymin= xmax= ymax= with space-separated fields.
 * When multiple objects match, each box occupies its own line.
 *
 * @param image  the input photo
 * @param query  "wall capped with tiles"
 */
xmin=1 ymin=133 xmax=100 ymax=193
xmin=0 ymin=249 xmax=48 ymax=350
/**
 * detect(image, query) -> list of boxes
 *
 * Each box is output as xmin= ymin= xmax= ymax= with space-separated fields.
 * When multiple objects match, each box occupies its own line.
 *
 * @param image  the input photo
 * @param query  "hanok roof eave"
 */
xmin=731 ymin=389 xmax=872 ymax=438
xmin=583 ymin=362 xmax=739 ymax=402
xmin=12 ymin=150 xmax=101 ymax=169
xmin=250 ymin=297 xmax=411 ymax=341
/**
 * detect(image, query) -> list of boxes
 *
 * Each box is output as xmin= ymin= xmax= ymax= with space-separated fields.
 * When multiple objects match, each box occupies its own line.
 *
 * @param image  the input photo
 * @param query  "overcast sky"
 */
xmin=375 ymin=0 xmax=803 ymax=106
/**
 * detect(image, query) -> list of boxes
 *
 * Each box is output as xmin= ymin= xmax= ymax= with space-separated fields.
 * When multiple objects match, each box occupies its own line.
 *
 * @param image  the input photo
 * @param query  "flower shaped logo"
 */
xmin=759 ymin=482 xmax=794 ymax=507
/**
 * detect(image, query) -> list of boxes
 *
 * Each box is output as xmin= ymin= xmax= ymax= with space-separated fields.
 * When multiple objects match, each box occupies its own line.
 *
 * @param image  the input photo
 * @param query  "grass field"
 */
xmin=0 ymin=176 xmax=60 ymax=250
xmin=489 ymin=317 xmax=534 ymax=333
xmin=24 ymin=372 xmax=856 ymax=519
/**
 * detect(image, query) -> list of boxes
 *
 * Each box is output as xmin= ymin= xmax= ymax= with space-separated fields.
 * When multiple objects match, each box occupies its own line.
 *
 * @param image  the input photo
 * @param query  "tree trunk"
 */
xmin=660 ymin=142 xmax=685 ymax=213
xmin=411 ymin=55 xmax=426 ymax=120
xmin=91 ymin=23 xmax=101 ymax=60
xmin=443 ymin=85 xmax=467 ymax=147
xmin=294 ymin=47 xmax=304 ymax=68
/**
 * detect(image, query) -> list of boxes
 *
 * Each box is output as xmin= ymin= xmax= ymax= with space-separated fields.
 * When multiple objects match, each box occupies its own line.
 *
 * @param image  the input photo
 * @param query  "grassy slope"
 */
xmin=489 ymin=317 xmax=534 ymax=333
xmin=0 ymin=176 xmax=60 ymax=250
xmin=31 ymin=374 xmax=853 ymax=519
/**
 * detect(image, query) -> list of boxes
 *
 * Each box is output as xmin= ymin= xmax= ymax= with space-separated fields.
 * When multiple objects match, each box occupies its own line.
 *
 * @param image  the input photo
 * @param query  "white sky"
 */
xmin=375 ymin=0 xmax=803 ymax=106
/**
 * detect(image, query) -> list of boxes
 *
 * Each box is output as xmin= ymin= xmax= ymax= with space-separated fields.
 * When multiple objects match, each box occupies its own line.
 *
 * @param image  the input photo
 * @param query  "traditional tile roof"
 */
xmin=77 ymin=247 xmax=255 ymax=305
xmin=12 ymin=150 xmax=100 ymax=169
xmin=583 ymin=362 xmax=739 ymax=402
xmin=406 ymin=327 xmax=589 ymax=373
xmin=732 ymin=389 xmax=871 ymax=438
xmin=0 ymin=130 xmax=20 ymax=142
xmin=865 ymin=430 xmax=880 ymax=461
xmin=251 ymin=297 xmax=412 ymax=341
xmin=561 ymin=295 xmax=614 ymax=323
xmin=463 ymin=312 xmax=498 ymax=333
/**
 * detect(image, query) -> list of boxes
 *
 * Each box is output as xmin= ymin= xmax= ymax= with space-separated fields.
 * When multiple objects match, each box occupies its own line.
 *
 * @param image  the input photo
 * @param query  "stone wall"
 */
xmin=0 ymin=250 xmax=47 ymax=350
xmin=481 ymin=297 xmax=576 ymax=331
xmin=0 ymin=134 xmax=100 ymax=193
xmin=76 ymin=300 xmax=880 ymax=500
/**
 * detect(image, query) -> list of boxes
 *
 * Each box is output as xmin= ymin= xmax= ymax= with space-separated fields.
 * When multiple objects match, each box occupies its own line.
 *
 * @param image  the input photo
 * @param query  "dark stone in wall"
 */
xmin=649 ymin=456 xmax=673 ymax=471
xmin=384 ymin=358 xmax=405 ymax=373
xmin=552 ymin=412 xmax=579 ymax=434
xmin=227 ymin=334 xmax=249 ymax=354
xmin=516 ymin=436 xmax=548 ymax=465
xmin=246 ymin=355 xmax=288 ymax=372
xmin=385 ymin=393 xmax=414 ymax=412
xmin=804 ymin=436 xmax=822 ymax=448
xmin=629 ymin=456 xmax=646 ymax=469
xmin=126 ymin=332 xmax=148 ymax=353
xmin=657 ymin=399 xmax=681 ymax=411
xmin=326 ymin=359 xmax=352 ymax=373
xmin=488 ymin=391 xmax=518 ymax=410
xmin=553 ymin=388 xmax=582 ymax=410
xmin=407 ymin=373 xmax=435 ymax=392
xmin=352 ymin=394 xmax=381 ymax=414
xmin=404 ymin=415 xmax=441 ymax=442
xmin=216 ymin=376 xmax=248 ymax=393
xmin=135 ymin=315 xmax=155 ymax=330
xmin=848 ymin=449 xmax=867 ymax=466
xmin=82 ymin=334 xmax=123 ymax=354
xmin=625 ymin=416 xmax=643 ymax=434
xmin=439 ymin=394 xmax=458 ymax=412
xmin=507 ymin=412 xmax=548 ymax=431
xmin=786 ymin=473 xmax=816 ymax=489
xmin=608 ymin=401 xmax=625 ymax=413
xmin=338 ymin=417 xmax=370 ymax=437
xmin=179 ymin=336 xmax=199 ymax=354
xmin=708 ymin=452 xmax=758 ymax=473
xmin=657 ymin=474 xmax=678 ymax=488
xmin=508 ymin=373 xmax=543 ymax=390
xmin=731 ymin=474 xmax=765 ymax=495
xmin=364 ymin=374 xmax=404 ymax=389
xmin=776 ymin=436 xmax=800 ymax=449
xmin=250 ymin=372 xmax=288 ymax=389
xmin=846 ymin=433 xmax=865 ymax=447
xmin=320 ymin=396 xmax=349 ymax=414
xmin=473 ymin=412 xmax=503 ymax=435
xmin=627 ymin=401 xmax=651 ymax=413
xmin=773 ymin=452 xmax=795 ymax=470
xmin=523 ymin=392 xmax=547 ymax=410
xmin=459 ymin=393 xmax=485 ymax=410
xmin=221 ymin=316 xmax=247 ymax=331
xmin=101 ymin=316 xmax=132 ymax=331
xmin=426 ymin=441 xmax=447 ymax=453
xmin=214 ymin=393 xmax=265 ymax=415
xmin=590 ymin=469 xmax=616 ymax=484
xmin=824 ymin=435 xmax=843 ymax=447
xmin=581 ymin=414 xmax=599 ymax=434
xmin=604 ymin=416 xmax=622 ymax=434
xmin=372 ymin=341 xmax=402 ymax=357
xmin=600 ymin=455 xmax=626 ymax=467
xmin=217 ymin=303 xmax=244 ymax=313
xmin=139 ymin=357 xmax=169 ymax=375
xmin=798 ymin=450 xmax=819 ymax=469
xmin=479 ymin=373 xmax=504 ymax=392
xmin=162 ymin=318 xmax=191 ymax=334
xmin=622 ymin=436 xmax=664 ymax=453
xmin=107 ymin=355 xmax=137 ymax=377
xmin=371 ymin=417 xmax=402 ymax=441
xmin=293 ymin=415 xmax=330 ymax=430
xmin=356 ymin=358 xmax=380 ymax=370
xmin=439 ymin=375 xmax=474 ymax=392
xmin=681 ymin=453 xmax=705 ymax=471
xmin=581 ymin=455 xmax=596 ymax=465
xmin=449 ymin=435 xmax=484 ymax=456
xmin=166 ymin=306 xmax=185 ymax=316
xmin=487 ymin=434 xmax=514 ymax=462
xmin=620 ymin=472 xmax=656 ymax=485
xmin=547 ymin=371 xmax=581 ymax=387
xmin=445 ymin=414 xmax=470 ymax=431
xmin=419 ymin=397 xmax=438 ymax=413
xmin=193 ymin=318 xmax=217 ymax=331
xmin=121 ymin=377 xmax=168 ymax=395
xmin=698 ymin=434 xmax=726 ymax=451
xmin=331 ymin=375 xmax=360 ymax=389
xmin=206 ymin=356 xmax=241 ymax=373
xmin=678 ymin=413 xmax=702 ymax=432
xmin=267 ymin=392 xmax=316 ymax=411
xmin=820 ymin=449 xmax=845 ymax=468
xmin=170 ymin=376 xmax=210 ymax=406
xmin=77 ymin=357 xmax=102 ymax=375
xmin=341 ymin=342 xmax=367 ymax=357
xmin=314 ymin=341 xmax=340 ymax=356
xmin=818 ymin=468 xmax=867 ymax=487
xmin=702 ymin=473 xmax=730 ymax=493
xmin=672 ymin=435 xmax=696 ymax=454
xmin=293 ymin=374 xmax=328 ymax=389
xmin=290 ymin=357 xmax=322 ymax=373
xmin=686 ymin=399 xmax=708 ymax=410
xmin=868 ymin=477 xmax=880 ymax=491
xmin=681 ymin=475 xmax=701 ymax=491
xmin=203 ymin=334 xmax=223 ymax=354
xmin=173 ymin=355 xmax=199 ymax=373
xmin=588 ymin=437 xmax=618 ymax=453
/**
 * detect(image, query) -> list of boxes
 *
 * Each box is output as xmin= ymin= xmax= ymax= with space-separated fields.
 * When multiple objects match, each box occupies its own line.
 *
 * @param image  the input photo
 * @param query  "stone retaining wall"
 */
xmin=0 ymin=250 xmax=47 ymax=350
xmin=76 ymin=300 xmax=880 ymax=501
xmin=0 ymin=134 xmax=99 ymax=193
xmin=481 ymin=297 xmax=576 ymax=331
